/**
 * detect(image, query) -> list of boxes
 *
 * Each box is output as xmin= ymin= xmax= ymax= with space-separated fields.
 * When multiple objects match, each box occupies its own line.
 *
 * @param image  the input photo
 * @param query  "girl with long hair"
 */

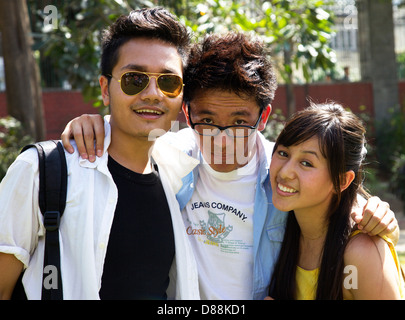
xmin=268 ymin=103 xmax=404 ymax=300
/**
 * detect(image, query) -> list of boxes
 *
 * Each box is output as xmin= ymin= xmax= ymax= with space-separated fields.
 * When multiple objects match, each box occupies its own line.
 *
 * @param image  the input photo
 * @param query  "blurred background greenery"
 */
xmin=0 ymin=0 xmax=404 ymax=216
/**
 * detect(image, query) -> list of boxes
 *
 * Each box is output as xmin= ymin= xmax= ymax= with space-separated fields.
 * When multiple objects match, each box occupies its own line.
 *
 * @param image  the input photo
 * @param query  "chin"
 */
xmin=271 ymin=195 xmax=293 ymax=212
xmin=210 ymin=162 xmax=238 ymax=173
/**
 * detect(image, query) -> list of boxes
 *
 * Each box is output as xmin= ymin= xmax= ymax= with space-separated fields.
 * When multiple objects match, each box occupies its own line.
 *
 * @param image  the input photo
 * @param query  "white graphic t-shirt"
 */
xmin=182 ymin=154 xmax=258 ymax=299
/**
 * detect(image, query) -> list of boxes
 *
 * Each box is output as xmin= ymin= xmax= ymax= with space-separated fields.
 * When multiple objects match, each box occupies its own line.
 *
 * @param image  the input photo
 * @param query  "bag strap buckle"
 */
xmin=43 ymin=211 xmax=61 ymax=232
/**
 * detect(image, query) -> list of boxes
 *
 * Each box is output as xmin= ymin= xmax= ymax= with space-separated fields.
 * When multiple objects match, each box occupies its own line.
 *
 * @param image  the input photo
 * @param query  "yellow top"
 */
xmin=295 ymin=266 xmax=319 ymax=300
xmin=295 ymin=231 xmax=405 ymax=300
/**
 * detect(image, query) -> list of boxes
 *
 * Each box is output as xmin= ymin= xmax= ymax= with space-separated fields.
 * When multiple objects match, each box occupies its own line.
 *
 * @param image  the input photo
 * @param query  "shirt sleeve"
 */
xmin=0 ymin=148 xmax=42 ymax=268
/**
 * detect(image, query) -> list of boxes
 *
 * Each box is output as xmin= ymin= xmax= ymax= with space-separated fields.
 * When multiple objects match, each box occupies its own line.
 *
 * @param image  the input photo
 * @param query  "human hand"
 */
xmin=61 ymin=114 xmax=105 ymax=162
xmin=351 ymin=196 xmax=398 ymax=241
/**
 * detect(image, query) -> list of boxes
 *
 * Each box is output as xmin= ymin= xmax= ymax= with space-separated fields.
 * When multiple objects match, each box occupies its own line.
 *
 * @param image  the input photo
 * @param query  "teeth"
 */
xmin=278 ymin=183 xmax=297 ymax=193
xmin=135 ymin=109 xmax=163 ymax=115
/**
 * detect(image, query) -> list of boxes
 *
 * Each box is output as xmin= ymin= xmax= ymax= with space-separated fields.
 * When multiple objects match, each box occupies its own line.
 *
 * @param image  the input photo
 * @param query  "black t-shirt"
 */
xmin=99 ymin=156 xmax=175 ymax=300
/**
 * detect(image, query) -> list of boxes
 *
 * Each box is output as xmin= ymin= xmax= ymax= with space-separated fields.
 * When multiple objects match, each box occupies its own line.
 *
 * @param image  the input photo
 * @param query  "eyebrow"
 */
xmin=192 ymin=109 xmax=252 ymax=117
xmin=301 ymin=150 xmax=320 ymax=159
xmin=119 ymin=64 xmax=177 ymax=74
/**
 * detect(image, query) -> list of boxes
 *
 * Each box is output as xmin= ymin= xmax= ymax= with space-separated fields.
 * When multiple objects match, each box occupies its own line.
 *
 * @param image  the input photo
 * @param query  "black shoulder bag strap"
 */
xmin=21 ymin=140 xmax=67 ymax=300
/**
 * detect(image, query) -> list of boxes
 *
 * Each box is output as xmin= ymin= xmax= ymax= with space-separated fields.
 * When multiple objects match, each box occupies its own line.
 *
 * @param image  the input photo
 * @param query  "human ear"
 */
xmin=182 ymin=102 xmax=192 ymax=127
xmin=99 ymin=76 xmax=110 ymax=106
xmin=340 ymin=170 xmax=355 ymax=192
xmin=258 ymin=105 xmax=272 ymax=131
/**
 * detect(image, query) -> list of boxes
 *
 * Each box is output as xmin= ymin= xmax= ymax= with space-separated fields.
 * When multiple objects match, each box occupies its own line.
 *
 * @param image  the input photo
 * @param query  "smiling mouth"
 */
xmin=134 ymin=108 xmax=163 ymax=116
xmin=277 ymin=183 xmax=298 ymax=194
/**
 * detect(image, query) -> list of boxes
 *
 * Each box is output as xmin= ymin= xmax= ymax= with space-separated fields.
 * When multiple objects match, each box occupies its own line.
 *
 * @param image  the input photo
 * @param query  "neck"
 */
xmin=294 ymin=209 xmax=329 ymax=270
xmin=204 ymin=132 xmax=259 ymax=173
xmin=297 ymin=214 xmax=328 ymax=241
xmin=108 ymin=132 xmax=155 ymax=174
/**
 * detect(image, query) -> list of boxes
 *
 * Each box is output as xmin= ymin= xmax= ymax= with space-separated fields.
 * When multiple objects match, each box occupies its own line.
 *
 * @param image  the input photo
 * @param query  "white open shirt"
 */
xmin=0 ymin=119 xmax=200 ymax=300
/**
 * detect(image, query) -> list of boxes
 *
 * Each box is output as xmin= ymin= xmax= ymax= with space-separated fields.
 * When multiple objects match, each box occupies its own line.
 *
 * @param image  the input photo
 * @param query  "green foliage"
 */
xmin=262 ymin=108 xmax=286 ymax=142
xmin=181 ymin=0 xmax=337 ymax=84
xmin=260 ymin=0 xmax=337 ymax=84
xmin=180 ymin=0 xmax=245 ymax=34
xmin=29 ymin=0 xmax=155 ymax=113
xmin=29 ymin=0 xmax=337 ymax=109
xmin=397 ymin=52 xmax=405 ymax=80
xmin=375 ymin=108 xmax=405 ymax=171
xmin=334 ymin=107 xmax=405 ymax=210
xmin=391 ymin=153 xmax=405 ymax=210
xmin=0 ymin=117 xmax=34 ymax=181
xmin=372 ymin=108 xmax=405 ymax=207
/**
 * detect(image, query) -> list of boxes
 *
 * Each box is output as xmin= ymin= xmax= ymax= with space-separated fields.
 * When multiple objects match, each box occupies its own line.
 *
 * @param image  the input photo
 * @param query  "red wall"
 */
xmin=0 ymin=90 xmax=98 ymax=139
xmin=271 ymin=81 xmax=405 ymax=116
xmin=0 ymin=81 xmax=404 ymax=140
xmin=272 ymin=81 xmax=375 ymax=115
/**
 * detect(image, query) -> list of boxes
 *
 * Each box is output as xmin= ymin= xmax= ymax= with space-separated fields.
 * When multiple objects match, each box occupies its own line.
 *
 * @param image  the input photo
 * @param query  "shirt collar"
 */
xmin=152 ymin=137 xmax=200 ymax=194
xmin=80 ymin=116 xmax=200 ymax=192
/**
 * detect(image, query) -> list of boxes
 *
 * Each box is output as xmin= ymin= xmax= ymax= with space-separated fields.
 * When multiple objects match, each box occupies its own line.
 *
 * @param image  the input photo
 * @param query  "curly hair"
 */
xmin=184 ymin=32 xmax=277 ymax=110
xmin=101 ymin=7 xmax=190 ymax=77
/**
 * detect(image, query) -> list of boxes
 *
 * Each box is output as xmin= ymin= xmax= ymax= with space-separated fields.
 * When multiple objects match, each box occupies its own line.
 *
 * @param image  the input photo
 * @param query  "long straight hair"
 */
xmin=269 ymin=103 xmax=370 ymax=300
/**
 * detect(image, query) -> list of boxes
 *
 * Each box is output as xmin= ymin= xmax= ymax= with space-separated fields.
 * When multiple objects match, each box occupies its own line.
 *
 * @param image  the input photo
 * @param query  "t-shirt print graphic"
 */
xmin=199 ymin=210 xmax=233 ymax=243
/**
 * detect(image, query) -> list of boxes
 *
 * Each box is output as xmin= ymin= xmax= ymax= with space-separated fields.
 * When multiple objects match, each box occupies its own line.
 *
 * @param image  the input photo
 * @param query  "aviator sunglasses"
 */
xmin=107 ymin=71 xmax=184 ymax=98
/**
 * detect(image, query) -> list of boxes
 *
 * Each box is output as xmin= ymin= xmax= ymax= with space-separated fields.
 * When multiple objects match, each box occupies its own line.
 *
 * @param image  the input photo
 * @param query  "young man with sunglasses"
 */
xmin=61 ymin=31 xmax=399 ymax=300
xmin=0 ymin=8 xmax=199 ymax=300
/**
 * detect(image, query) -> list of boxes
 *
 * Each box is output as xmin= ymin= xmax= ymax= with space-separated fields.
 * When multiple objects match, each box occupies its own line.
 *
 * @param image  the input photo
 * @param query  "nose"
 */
xmin=140 ymin=76 xmax=163 ymax=102
xmin=278 ymin=159 xmax=296 ymax=180
xmin=213 ymin=130 xmax=232 ymax=148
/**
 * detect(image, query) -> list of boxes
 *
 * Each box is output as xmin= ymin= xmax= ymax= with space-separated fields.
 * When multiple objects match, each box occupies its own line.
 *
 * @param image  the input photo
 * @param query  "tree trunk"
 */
xmin=0 ymin=0 xmax=46 ymax=141
xmin=357 ymin=0 xmax=399 ymax=120
xmin=284 ymin=42 xmax=296 ymax=117
xmin=357 ymin=0 xmax=399 ymax=171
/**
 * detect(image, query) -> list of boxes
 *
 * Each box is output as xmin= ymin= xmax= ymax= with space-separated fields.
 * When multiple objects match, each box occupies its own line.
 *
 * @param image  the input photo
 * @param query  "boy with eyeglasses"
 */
xmin=0 ymin=8 xmax=199 ymax=300
xmin=62 ymin=31 xmax=399 ymax=300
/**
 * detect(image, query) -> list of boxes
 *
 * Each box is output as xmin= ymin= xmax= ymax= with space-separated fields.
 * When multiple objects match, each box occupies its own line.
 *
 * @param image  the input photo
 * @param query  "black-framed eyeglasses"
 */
xmin=187 ymin=105 xmax=263 ymax=138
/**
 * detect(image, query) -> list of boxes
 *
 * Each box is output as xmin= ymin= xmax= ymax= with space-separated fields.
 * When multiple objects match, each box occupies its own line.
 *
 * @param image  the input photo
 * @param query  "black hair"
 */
xmin=269 ymin=102 xmax=369 ymax=299
xmin=100 ymin=7 xmax=190 ymax=77
xmin=184 ymin=32 xmax=277 ymax=110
